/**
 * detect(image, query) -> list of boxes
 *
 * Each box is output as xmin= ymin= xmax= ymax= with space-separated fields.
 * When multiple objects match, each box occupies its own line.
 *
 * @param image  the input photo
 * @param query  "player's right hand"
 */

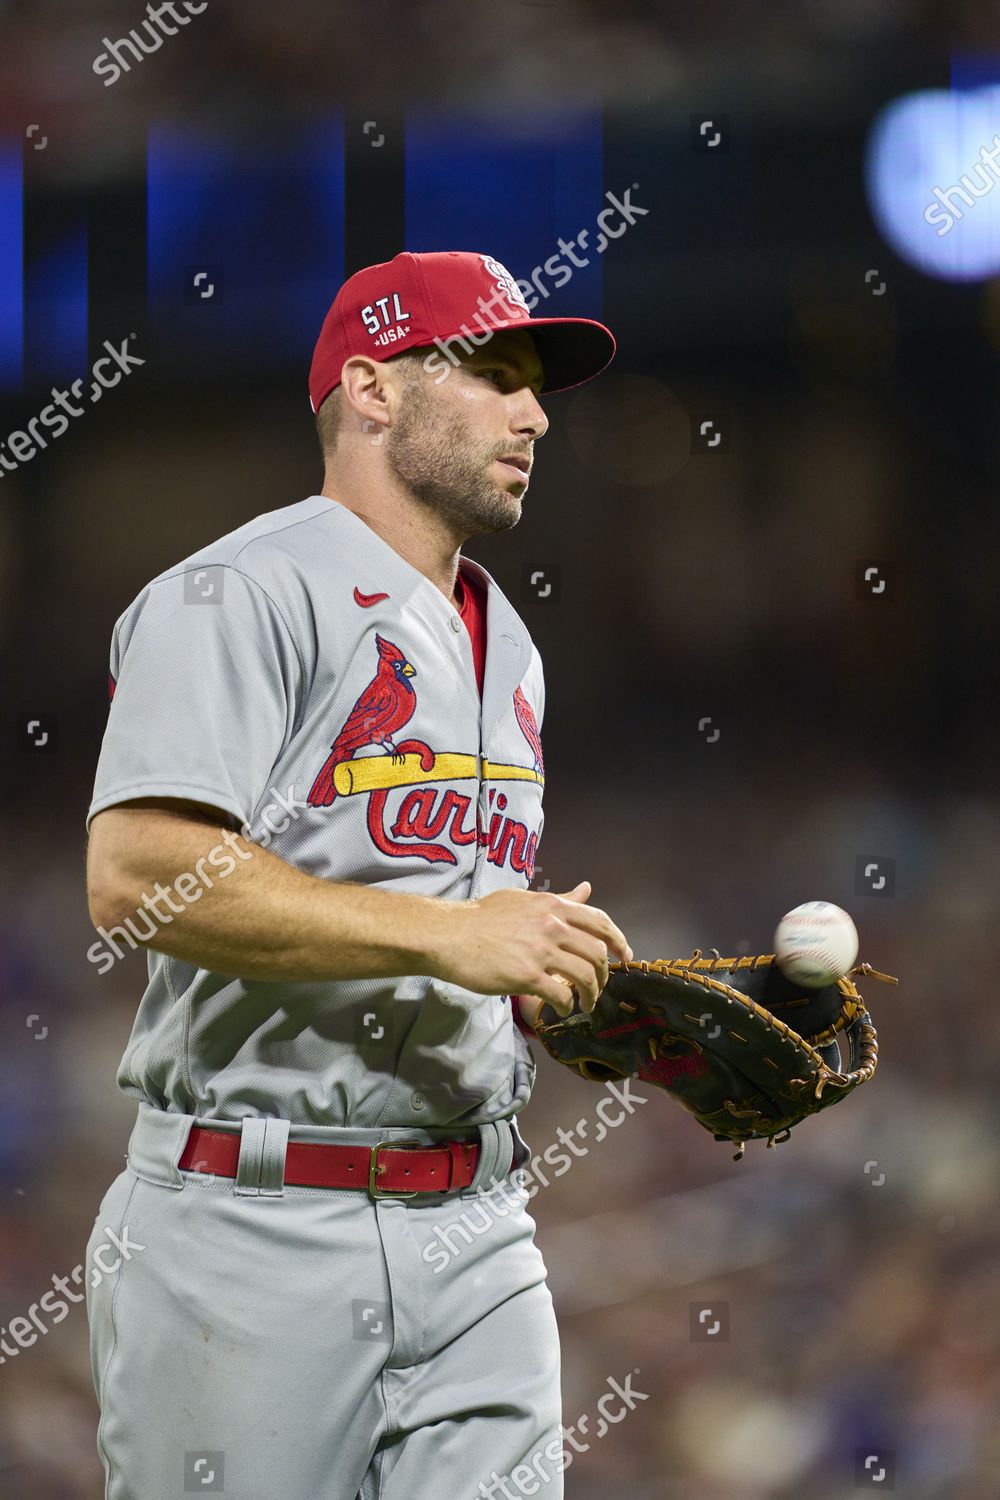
xmin=431 ymin=880 xmax=632 ymax=1016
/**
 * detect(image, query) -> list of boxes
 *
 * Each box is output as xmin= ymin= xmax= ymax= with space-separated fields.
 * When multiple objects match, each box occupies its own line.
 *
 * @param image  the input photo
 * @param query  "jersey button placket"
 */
xmin=443 ymin=611 xmax=485 ymax=881
xmin=471 ymin=734 xmax=492 ymax=890
xmin=475 ymin=781 xmax=489 ymax=866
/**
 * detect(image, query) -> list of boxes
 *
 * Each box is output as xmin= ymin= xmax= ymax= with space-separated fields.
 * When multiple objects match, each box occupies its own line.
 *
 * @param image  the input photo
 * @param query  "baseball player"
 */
xmin=85 ymin=249 xmax=627 ymax=1500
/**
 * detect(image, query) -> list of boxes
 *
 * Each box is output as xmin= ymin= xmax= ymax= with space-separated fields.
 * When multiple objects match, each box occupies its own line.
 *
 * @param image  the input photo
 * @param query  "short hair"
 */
xmin=314 ymin=348 xmax=425 ymax=461
xmin=314 ymin=387 xmax=344 ymax=460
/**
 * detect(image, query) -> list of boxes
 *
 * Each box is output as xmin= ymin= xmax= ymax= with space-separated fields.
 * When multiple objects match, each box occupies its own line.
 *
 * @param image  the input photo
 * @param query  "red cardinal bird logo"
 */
xmin=308 ymin=634 xmax=417 ymax=807
xmin=513 ymin=685 xmax=543 ymax=775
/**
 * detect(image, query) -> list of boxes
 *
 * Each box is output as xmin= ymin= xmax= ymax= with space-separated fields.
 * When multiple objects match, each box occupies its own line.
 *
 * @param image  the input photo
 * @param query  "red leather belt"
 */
xmin=178 ymin=1125 xmax=484 ymax=1198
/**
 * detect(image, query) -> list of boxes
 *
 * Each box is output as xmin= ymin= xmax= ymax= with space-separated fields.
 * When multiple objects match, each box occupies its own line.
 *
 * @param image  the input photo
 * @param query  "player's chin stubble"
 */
xmin=386 ymin=383 xmax=524 ymax=537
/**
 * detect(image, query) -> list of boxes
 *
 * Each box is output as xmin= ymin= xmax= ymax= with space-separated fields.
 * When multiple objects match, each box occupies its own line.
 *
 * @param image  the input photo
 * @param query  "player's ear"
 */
xmin=339 ymin=356 xmax=392 ymax=439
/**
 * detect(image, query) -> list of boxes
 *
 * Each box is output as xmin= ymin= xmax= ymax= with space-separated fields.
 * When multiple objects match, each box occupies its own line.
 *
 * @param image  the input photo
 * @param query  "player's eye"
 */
xmin=478 ymin=368 xmax=508 ymax=387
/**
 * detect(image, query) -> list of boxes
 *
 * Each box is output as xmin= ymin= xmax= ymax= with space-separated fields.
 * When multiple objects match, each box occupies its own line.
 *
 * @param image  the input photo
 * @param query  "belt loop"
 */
xmin=459 ymin=1121 xmax=514 ymax=1198
xmin=492 ymin=1120 xmax=515 ymax=1186
xmin=235 ymin=1118 xmax=268 ymax=1196
xmin=259 ymin=1119 xmax=290 ymax=1197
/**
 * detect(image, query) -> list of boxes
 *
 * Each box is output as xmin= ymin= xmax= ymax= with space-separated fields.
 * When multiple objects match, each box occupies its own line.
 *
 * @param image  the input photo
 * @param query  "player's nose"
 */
xmin=512 ymin=390 xmax=548 ymax=442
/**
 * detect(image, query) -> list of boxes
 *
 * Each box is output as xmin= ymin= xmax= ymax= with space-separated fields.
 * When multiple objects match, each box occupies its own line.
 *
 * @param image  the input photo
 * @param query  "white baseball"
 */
xmin=773 ymin=901 xmax=859 ymax=987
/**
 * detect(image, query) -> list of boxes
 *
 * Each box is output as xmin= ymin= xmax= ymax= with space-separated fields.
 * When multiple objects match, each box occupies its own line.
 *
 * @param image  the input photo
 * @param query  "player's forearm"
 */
xmin=87 ymin=806 xmax=452 ymax=982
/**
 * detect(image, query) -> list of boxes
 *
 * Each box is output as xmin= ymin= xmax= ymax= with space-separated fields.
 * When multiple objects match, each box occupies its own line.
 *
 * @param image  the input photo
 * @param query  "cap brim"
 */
xmin=514 ymin=316 xmax=616 ymax=394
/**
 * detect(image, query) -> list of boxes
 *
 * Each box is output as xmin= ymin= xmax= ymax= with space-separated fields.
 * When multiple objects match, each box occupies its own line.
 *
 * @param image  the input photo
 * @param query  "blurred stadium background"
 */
xmin=2 ymin=0 xmax=1000 ymax=1495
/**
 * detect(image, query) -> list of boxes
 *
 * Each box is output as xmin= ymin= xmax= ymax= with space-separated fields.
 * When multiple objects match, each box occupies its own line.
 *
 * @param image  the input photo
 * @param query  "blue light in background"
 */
xmin=25 ymin=225 xmax=88 ymax=387
xmin=147 ymin=122 xmax=345 ymax=374
xmin=0 ymin=144 xmax=23 ymax=390
xmin=865 ymin=79 xmax=1000 ymax=281
xmin=405 ymin=109 xmax=605 ymax=318
xmin=145 ymin=114 xmax=605 ymax=376
xmin=951 ymin=52 xmax=1000 ymax=92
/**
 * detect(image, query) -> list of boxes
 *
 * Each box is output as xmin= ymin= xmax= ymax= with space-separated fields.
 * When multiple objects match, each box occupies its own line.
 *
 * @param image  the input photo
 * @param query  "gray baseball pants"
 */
xmin=86 ymin=1104 xmax=563 ymax=1500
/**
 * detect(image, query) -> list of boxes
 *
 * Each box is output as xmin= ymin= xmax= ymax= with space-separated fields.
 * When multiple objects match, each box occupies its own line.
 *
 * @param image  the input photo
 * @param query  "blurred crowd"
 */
xmin=0 ymin=0 xmax=995 ymax=190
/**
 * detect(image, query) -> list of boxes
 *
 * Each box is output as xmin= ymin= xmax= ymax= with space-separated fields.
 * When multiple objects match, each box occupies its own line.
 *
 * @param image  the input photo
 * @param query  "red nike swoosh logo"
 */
xmin=353 ymin=587 xmax=390 ymax=608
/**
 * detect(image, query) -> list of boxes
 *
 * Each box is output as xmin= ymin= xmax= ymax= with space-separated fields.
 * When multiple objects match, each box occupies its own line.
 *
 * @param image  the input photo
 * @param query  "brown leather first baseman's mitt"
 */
xmin=533 ymin=951 xmax=897 ymax=1158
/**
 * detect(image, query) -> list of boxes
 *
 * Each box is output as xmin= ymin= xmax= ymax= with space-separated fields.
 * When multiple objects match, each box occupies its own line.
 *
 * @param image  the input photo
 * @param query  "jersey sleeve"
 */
xmin=87 ymin=566 xmax=302 ymax=831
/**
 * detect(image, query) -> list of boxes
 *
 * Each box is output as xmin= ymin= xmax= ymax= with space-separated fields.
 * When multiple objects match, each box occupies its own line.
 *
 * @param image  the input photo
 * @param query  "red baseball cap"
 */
xmin=308 ymin=250 xmax=616 ymax=412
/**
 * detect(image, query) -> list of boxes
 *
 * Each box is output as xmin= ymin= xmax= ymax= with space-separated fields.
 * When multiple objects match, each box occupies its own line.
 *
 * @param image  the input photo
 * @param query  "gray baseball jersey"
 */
xmin=88 ymin=495 xmax=547 ymax=1130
